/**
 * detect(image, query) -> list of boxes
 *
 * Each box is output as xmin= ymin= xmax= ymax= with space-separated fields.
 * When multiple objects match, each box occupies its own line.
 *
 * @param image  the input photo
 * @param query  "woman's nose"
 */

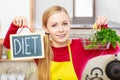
xmin=58 ymin=25 xmax=64 ymax=32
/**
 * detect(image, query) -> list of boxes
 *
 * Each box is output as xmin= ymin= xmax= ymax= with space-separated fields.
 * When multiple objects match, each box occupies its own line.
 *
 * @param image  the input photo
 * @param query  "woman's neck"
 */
xmin=51 ymin=39 xmax=71 ymax=48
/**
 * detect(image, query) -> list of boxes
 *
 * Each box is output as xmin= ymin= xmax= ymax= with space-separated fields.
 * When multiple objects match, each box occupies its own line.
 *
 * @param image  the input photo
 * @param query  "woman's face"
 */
xmin=45 ymin=11 xmax=71 ymax=46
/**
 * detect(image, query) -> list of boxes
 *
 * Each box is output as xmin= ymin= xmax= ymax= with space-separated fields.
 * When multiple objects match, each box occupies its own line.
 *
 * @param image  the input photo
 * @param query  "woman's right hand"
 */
xmin=12 ymin=16 xmax=28 ymax=27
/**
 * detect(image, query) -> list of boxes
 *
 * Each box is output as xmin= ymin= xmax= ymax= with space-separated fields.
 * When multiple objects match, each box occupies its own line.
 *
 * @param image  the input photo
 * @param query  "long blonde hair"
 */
xmin=37 ymin=6 xmax=70 ymax=80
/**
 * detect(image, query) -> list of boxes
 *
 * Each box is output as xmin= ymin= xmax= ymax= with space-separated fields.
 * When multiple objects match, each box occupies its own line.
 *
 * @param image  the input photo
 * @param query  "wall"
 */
xmin=1 ymin=0 xmax=120 ymax=37
xmin=95 ymin=0 xmax=120 ymax=23
xmin=34 ymin=0 xmax=120 ymax=30
xmin=0 ymin=0 xmax=31 ymax=38
xmin=34 ymin=0 xmax=73 ymax=30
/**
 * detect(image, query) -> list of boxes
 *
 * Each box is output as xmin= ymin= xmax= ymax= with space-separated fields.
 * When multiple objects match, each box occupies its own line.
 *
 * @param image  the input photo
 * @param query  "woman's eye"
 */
xmin=63 ymin=23 xmax=68 ymax=26
xmin=51 ymin=24 xmax=57 ymax=27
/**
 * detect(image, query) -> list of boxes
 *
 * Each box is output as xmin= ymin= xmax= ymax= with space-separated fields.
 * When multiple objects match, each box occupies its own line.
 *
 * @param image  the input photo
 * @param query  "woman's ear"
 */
xmin=43 ymin=25 xmax=49 ymax=33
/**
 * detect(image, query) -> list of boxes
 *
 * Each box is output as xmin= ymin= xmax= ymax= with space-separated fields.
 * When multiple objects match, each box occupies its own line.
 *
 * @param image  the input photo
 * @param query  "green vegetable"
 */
xmin=85 ymin=28 xmax=120 ymax=49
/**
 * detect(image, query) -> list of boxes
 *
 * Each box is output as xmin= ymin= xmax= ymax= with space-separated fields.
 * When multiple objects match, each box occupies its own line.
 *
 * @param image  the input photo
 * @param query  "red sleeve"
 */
xmin=3 ymin=23 xmax=19 ymax=49
xmin=34 ymin=59 xmax=39 ymax=66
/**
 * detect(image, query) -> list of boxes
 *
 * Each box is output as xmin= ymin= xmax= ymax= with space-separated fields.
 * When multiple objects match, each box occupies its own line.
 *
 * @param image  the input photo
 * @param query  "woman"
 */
xmin=3 ymin=6 xmax=120 ymax=80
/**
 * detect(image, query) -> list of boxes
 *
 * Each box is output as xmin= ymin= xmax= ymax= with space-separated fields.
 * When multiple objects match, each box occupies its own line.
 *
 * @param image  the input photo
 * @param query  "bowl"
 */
xmin=81 ymin=38 xmax=110 ymax=50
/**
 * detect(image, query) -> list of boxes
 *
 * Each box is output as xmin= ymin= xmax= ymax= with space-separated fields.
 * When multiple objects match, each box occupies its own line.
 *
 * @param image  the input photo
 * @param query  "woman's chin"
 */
xmin=57 ymin=38 xmax=68 ymax=43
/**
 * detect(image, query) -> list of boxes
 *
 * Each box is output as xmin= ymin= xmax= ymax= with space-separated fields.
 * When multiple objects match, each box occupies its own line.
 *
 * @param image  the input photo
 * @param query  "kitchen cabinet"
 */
xmin=0 ymin=39 xmax=37 ymax=80
xmin=70 ymin=22 xmax=120 ymax=38
xmin=72 ymin=0 xmax=95 ymax=24
xmin=0 ymin=60 xmax=37 ymax=80
xmin=0 ymin=42 xmax=37 ymax=80
xmin=70 ymin=24 xmax=95 ymax=39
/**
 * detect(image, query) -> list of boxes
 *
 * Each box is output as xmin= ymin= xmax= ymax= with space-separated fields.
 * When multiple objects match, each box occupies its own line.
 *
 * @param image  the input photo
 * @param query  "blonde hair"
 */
xmin=37 ymin=6 xmax=70 ymax=80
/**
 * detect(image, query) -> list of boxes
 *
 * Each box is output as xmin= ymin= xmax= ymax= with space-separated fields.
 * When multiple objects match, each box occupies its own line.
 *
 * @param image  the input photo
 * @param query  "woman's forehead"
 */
xmin=47 ymin=12 xmax=69 ymax=22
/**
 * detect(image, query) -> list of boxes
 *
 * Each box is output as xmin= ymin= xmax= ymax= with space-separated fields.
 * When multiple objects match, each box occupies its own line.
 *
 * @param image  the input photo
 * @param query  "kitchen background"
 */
xmin=0 ymin=0 xmax=120 ymax=80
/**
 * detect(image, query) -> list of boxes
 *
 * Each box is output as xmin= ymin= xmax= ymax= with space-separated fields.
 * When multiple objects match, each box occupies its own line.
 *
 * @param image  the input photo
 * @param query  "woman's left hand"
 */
xmin=95 ymin=16 xmax=108 ymax=29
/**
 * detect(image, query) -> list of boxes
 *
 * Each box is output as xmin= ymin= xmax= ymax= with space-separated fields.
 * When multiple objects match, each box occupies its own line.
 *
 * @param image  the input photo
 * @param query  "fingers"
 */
xmin=96 ymin=16 xmax=108 ymax=26
xmin=92 ymin=23 xmax=98 ymax=30
xmin=12 ymin=16 xmax=28 ymax=27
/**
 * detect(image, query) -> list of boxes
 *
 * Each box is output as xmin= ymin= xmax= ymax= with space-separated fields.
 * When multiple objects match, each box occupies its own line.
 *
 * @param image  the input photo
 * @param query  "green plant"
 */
xmin=85 ymin=28 xmax=120 ymax=49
